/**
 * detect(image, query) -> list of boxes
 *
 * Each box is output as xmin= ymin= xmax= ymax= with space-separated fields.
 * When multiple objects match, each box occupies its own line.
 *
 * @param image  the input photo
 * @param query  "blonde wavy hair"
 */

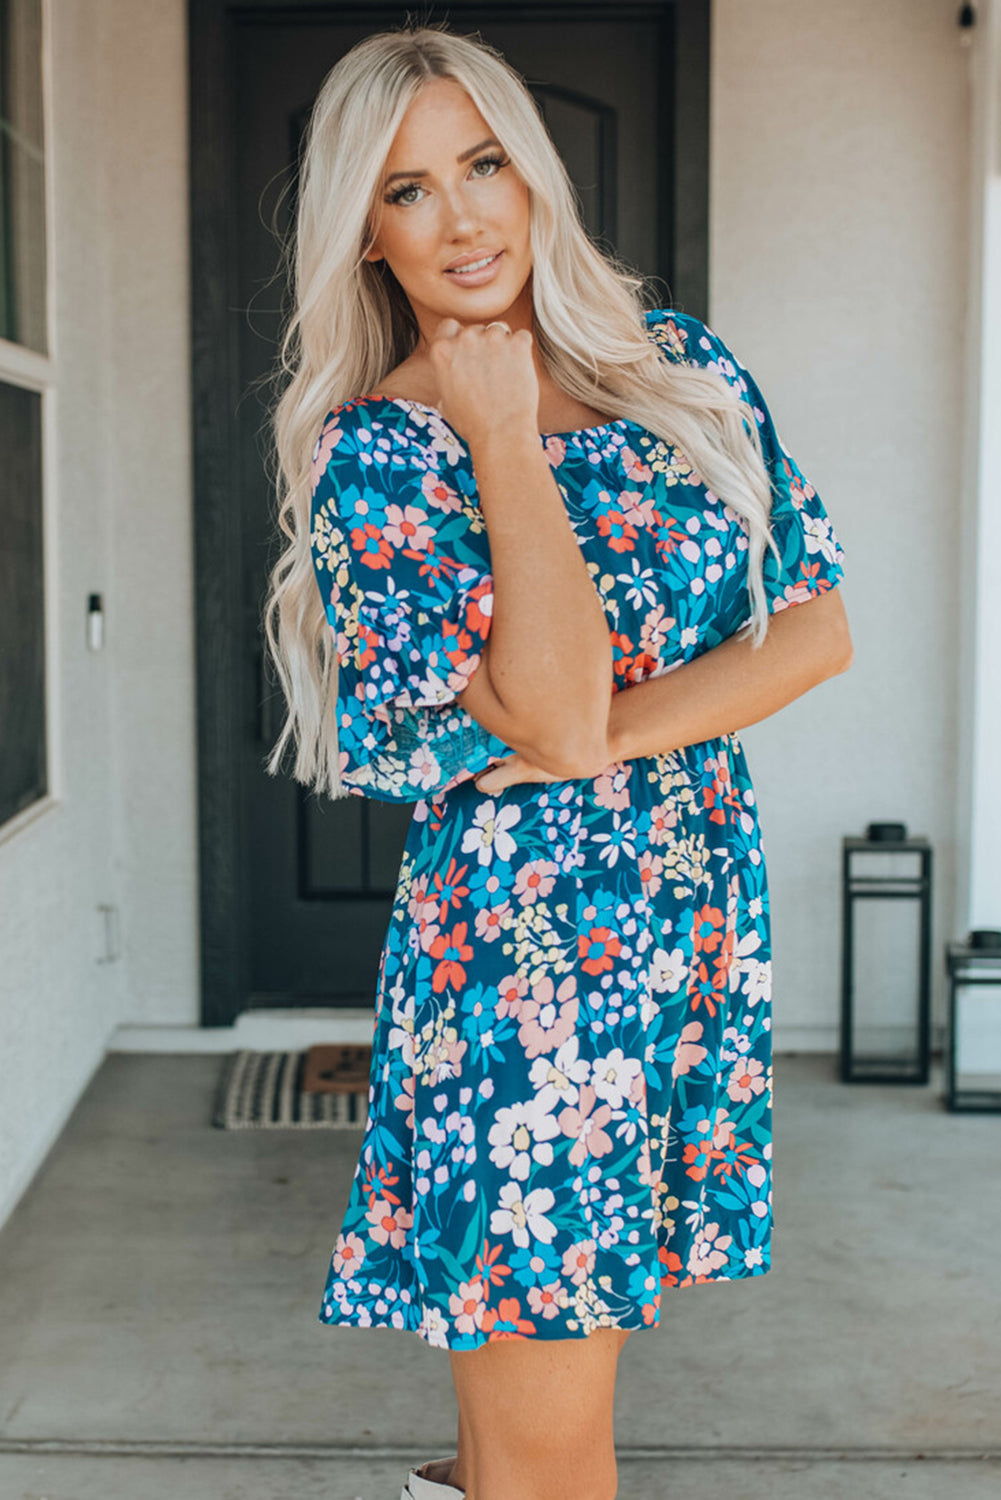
xmin=262 ymin=20 xmax=781 ymax=799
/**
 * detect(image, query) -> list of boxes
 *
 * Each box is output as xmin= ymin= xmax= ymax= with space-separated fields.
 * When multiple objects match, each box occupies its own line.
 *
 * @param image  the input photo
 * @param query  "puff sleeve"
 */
xmin=309 ymin=397 xmax=515 ymax=803
xmin=647 ymin=308 xmax=847 ymax=614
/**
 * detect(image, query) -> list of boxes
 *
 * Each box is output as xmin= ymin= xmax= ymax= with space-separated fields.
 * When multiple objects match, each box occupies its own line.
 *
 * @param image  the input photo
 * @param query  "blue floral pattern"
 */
xmin=308 ymin=308 xmax=846 ymax=1348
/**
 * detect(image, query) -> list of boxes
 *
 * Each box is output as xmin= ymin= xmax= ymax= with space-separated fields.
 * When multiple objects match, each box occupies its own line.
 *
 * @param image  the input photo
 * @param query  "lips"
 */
xmin=444 ymin=251 xmax=502 ymax=274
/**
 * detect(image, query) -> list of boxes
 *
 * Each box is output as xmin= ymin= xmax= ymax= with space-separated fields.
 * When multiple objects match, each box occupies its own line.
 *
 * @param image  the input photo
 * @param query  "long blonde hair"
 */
xmin=262 ymin=20 xmax=780 ymax=799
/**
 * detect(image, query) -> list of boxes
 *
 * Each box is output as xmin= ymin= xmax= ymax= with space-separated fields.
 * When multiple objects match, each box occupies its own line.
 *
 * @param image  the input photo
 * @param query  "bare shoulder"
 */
xmin=371 ymin=355 xmax=439 ymax=405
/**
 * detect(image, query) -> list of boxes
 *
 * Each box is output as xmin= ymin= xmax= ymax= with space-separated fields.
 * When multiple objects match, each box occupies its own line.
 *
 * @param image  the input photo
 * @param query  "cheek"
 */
xmin=382 ymin=216 xmax=441 ymax=270
xmin=497 ymin=181 xmax=531 ymax=244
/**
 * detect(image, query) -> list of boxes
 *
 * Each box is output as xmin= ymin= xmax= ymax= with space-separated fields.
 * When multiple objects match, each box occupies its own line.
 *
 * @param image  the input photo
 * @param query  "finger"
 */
xmin=434 ymin=317 xmax=463 ymax=339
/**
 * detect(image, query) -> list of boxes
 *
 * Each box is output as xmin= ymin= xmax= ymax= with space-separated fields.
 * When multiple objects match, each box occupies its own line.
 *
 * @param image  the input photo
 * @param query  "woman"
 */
xmin=263 ymin=21 xmax=852 ymax=1500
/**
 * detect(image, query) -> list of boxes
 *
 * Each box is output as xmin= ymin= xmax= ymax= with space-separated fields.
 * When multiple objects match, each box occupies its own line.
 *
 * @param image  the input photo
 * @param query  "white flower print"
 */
xmin=490 ymin=1182 xmax=558 ymax=1247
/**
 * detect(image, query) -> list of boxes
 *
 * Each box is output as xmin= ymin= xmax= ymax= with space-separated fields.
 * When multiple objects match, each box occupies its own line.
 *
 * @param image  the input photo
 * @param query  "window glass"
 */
xmin=0 ymin=0 xmax=46 ymax=354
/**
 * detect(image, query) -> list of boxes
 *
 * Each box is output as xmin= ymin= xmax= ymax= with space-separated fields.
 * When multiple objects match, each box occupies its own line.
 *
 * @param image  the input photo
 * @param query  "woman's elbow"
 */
xmin=526 ymin=725 xmax=611 ymax=781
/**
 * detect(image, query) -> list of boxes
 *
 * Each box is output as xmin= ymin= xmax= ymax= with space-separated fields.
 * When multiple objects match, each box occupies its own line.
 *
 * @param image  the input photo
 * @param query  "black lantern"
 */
xmin=944 ymin=930 xmax=1001 ymax=1112
xmin=840 ymin=822 xmax=932 ymax=1084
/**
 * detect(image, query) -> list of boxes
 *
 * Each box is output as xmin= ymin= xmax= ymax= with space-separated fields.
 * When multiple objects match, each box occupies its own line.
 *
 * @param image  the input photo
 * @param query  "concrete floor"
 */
xmin=0 ymin=1051 xmax=998 ymax=1500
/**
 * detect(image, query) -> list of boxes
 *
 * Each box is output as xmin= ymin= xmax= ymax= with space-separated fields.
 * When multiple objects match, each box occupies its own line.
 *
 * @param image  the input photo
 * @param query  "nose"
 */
xmin=439 ymin=182 xmax=482 ymax=237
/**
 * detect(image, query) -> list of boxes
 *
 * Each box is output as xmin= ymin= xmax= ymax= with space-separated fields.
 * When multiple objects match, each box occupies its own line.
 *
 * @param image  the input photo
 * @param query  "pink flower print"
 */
xmin=593 ymin=760 xmax=632 ymax=812
xmin=449 ymin=1279 xmax=486 ymax=1335
xmin=405 ymin=874 xmax=432 ymax=922
xmin=473 ymin=900 xmax=511 ymax=943
xmin=394 ymin=1073 xmax=415 ymax=1132
xmin=331 ymin=1229 xmax=366 ymax=1278
xmin=562 ymin=1239 xmax=596 ymax=1285
xmin=421 ymin=469 xmax=464 ymax=514
xmin=709 ymin=1106 xmax=737 ymax=1151
xmin=672 ymin=1020 xmax=709 ymax=1079
xmin=727 ymin=1054 xmax=767 ymax=1104
xmin=527 ymin=1280 xmax=566 ymax=1320
xmin=383 ymin=502 xmax=435 ymax=554
xmin=512 ymin=859 xmax=559 ymax=904
xmin=558 ymin=1084 xmax=615 ymax=1167
xmin=496 ymin=972 xmax=530 ymax=1020
xmin=637 ymin=849 xmax=664 ymax=901
xmin=620 ymin=448 xmax=654 ymax=484
xmin=639 ymin=602 xmax=676 ymax=656
xmin=687 ymin=1221 xmax=733 ymax=1278
xmin=617 ymin=487 xmax=660 ymax=529
xmin=648 ymin=801 xmax=682 ymax=845
xmin=516 ymin=974 xmax=579 ymax=1058
xmin=366 ymin=1198 xmax=413 ymax=1249
xmin=310 ymin=415 xmax=343 ymax=491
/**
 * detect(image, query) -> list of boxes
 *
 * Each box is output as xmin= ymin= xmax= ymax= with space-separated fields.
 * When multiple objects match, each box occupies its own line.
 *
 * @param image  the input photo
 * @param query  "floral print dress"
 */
xmin=308 ymin=307 xmax=846 ymax=1350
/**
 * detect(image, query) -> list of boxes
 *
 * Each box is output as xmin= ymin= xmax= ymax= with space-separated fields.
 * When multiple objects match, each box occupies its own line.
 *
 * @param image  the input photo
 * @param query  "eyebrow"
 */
xmin=383 ymin=137 xmax=502 ymax=185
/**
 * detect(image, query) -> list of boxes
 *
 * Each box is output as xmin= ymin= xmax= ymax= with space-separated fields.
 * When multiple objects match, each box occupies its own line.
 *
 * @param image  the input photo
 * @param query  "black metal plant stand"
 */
xmin=944 ymin=930 xmax=1001 ymax=1113
xmin=840 ymin=822 xmax=932 ymax=1084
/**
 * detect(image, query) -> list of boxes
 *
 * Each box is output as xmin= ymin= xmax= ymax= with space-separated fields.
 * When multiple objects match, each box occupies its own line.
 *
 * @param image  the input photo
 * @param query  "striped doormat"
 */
xmin=211 ymin=1049 xmax=370 ymax=1130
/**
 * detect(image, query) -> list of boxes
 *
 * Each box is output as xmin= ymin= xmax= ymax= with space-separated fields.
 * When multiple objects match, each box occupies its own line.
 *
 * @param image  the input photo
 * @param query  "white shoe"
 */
xmin=401 ymin=1453 xmax=465 ymax=1499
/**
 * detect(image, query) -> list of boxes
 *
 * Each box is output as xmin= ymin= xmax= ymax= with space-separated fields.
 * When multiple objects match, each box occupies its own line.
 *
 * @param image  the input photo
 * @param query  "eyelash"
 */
xmin=384 ymin=152 xmax=510 ymax=206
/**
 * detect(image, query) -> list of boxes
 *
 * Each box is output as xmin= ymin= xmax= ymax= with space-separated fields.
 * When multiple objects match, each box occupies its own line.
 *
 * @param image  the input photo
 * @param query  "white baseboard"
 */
xmin=108 ymin=1013 xmax=920 ymax=1056
xmin=108 ymin=1008 xmax=377 ymax=1052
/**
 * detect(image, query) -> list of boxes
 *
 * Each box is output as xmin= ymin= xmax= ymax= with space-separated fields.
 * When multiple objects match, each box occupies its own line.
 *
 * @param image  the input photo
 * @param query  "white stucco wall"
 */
xmin=711 ymin=0 xmax=970 ymax=1046
xmin=0 ymin=0 xmax=980 ymax=1228
xmin=0 ymin=0 xmax=194 ymax=1230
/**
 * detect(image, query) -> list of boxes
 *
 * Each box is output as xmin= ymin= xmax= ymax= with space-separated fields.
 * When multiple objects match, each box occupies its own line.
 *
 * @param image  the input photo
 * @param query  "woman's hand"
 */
xmin=473 ymin=751 xmax=567 ymax=794
xmin=430 ymin=316 xmax=539 ymax=444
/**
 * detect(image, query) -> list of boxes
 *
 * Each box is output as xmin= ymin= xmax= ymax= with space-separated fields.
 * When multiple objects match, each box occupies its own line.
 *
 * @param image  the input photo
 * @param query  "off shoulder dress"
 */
xmin=307 ymin=307 xmax=846 ymax=1350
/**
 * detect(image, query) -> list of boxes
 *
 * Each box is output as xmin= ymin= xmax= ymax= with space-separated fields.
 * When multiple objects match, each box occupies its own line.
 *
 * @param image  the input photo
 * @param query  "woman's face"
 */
xmin=364 ymin=77 xmax=534 ymax=349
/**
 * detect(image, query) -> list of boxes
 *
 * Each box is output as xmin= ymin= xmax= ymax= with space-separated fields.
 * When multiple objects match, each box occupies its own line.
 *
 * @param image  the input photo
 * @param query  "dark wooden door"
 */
xmin=190 ymin=0 xmax=709 ymax=1025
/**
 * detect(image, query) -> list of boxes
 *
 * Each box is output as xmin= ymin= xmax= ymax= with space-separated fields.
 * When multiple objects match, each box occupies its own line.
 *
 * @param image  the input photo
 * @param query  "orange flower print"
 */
xmin=350 ymin=520 xmax=393 ymax=569
xmin=360 ymin=1162 xmax=403 ymax=1210
xmin=482 ymin=1296 xmax=537 ymax=1339
xmin=472 ymin=1239 xmax=513 ymax=1300
xmin=596 ymin=508 xmax=639 ymax=553
xmin=429 ymin=920 xmax=474 ymax=993
xmin=578 ymin=925 xmax=622 ymax=975
xmin=431 ymin=858 xmax=471 ymax=924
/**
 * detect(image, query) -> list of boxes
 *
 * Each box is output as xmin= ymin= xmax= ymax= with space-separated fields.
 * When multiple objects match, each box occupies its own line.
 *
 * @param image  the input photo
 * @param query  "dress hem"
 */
xmin=317 ymin=1258 xmax=772 ymax=1351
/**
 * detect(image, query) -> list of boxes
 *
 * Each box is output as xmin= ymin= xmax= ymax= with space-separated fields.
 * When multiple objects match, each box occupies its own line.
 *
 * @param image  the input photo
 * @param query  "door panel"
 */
xmin=191 ymin=0 xmax=709 ymax=1023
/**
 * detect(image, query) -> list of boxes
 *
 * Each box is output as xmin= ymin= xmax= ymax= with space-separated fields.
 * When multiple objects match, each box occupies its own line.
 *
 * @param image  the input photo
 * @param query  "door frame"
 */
xmin=188 ymin=0 xmax=711 ymax=1026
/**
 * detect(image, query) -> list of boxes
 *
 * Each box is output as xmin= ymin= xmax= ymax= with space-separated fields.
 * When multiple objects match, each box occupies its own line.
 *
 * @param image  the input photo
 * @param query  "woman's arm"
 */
xmin=472 ymin=588 xmax=852 ymax=792
xmin=607 ymin=587 xmax=853 ymax=763
xmin=458 ymin=427 xmax=613 ymax=780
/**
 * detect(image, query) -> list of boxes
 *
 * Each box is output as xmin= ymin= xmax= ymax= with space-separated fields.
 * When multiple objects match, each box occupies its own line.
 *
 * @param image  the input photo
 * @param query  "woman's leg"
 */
xmin=447 ymin=1327 xmax=632 ymax=1500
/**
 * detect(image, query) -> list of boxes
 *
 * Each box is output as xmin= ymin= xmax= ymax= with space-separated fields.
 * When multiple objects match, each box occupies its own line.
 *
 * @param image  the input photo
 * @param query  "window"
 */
xmin=0 ymin=0 xmax=49 ymax=834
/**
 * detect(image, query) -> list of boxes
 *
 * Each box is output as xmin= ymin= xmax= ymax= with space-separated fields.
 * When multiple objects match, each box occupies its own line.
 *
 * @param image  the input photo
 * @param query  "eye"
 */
xmin=384 ymin=152 xmax=510 ymax=206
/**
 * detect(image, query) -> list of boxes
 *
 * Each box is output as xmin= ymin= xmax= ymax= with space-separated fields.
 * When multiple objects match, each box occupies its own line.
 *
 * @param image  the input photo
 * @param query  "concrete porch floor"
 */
xmin=0 ymin=1051 xmax=998 ymax=1499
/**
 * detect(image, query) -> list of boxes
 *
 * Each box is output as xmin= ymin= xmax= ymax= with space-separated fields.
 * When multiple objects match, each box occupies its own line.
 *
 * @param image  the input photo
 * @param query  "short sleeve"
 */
xmin=309 ymin=398 xmax=514 ymax=803
xmin=645 ymin=308 xmax=847 ymax=614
